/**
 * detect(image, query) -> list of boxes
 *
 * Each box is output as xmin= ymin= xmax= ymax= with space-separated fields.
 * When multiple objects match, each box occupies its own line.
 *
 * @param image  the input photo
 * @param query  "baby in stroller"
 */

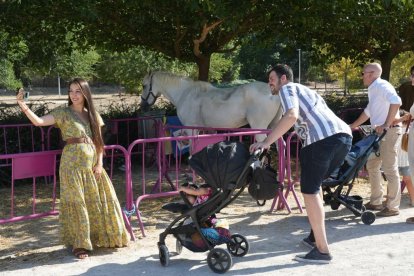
xmin=158 ymin=141 xmax=253 ymax=273
xmin=161 ymin=182 xmax=212 ymax=213
xmin=178 ymin=182 xmax=212 ymax=206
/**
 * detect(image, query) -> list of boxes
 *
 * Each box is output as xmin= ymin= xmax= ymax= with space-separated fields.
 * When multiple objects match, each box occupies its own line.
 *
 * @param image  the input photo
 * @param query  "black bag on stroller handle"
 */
xmin=248 ymin=150 xmax=279 ymax=202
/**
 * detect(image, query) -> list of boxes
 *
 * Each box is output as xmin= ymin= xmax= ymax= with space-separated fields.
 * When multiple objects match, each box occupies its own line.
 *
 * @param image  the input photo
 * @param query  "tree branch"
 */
xmin=193 ymin=20 xmax=223 ymax=57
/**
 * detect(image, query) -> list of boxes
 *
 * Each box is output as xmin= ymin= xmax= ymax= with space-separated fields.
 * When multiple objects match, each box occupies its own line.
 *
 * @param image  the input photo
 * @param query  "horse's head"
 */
xmin=140 ymin=72 xmax=160 ymax=112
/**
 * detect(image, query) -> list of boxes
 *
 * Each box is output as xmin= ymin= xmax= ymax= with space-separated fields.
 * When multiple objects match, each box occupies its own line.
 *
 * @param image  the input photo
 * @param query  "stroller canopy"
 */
xmin=188 ymin=141 xmax=251 ymax=190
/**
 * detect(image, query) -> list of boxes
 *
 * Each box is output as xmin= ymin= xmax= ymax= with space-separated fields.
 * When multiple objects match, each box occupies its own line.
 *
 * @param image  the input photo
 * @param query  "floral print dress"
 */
xmin=51 ymin=106 xmax=128 ymax=250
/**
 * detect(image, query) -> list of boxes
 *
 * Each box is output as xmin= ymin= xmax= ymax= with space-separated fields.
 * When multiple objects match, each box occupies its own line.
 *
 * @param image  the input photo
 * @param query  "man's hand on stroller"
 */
xmin=249 ymin=141 xmax=269 ymax=153
xmin=374 ymin=123 xmax=389 ymax=135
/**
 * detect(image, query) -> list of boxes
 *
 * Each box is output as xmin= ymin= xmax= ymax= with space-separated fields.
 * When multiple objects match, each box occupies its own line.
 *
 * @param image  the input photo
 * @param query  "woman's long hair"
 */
xmin=68 ymin=78 xmax=105 ymax=154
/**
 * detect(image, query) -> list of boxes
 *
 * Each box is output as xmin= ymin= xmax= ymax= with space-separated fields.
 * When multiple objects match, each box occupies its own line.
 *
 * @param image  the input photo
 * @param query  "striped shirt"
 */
xmin=279 ymin=83 xmax=352 ymax=147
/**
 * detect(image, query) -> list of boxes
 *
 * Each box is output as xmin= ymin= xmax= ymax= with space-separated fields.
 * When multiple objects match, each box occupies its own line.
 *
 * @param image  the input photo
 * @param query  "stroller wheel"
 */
xmin=176 ymin=239 xmax=183 ymax=255
xmin=361 ymin=211 xmax=376 ymax=225
xmin=227 ymin=234 xmax=249 ymax=257
xmin=323 ymin=193 xmax=332 ymax=205
xmin=330 ymin=200 xmax=340 ymax=210
xmin=256 ymin=200 xmax=266 ymax=206
xmin=158 ymin=244 xmax=170 ymax=266
xmin=207 ymin=248 xmax=233 ymax=274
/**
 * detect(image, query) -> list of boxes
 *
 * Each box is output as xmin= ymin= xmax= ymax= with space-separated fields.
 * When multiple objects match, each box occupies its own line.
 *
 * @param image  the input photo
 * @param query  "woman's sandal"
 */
xmin=406 ymin=217 xmax=414 ymax=224
xmin=73 ymin=248 xmax=89 ymax=259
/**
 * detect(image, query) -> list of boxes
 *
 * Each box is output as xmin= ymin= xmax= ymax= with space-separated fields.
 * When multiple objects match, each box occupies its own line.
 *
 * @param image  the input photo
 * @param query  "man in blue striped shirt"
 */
xmin=250 ymin=64 xmax=352 ymax=264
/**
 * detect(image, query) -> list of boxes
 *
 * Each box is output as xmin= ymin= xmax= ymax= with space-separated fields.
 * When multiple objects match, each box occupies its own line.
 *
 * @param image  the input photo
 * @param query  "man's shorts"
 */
xmin=299 ymin=133 xmax=352 ymax=194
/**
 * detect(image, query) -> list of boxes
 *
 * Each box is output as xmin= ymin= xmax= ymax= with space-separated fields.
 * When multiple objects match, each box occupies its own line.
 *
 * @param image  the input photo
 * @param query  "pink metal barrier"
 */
xmin=46 ymin=116 xmax=164 ymax=150
xmin=0 ymin=150 xmax=60 ymax=224
xmin=0 ymin=123 xmax=45 ymax=154
xmin=0 ymin=145 xmax=135 ymax=241
xmin=1 ymin=119 xmax=308 ymax=240
xmin=127 ymin=130 xmax=289 ymax=237
xmin=0 ymin=124 xmax=46 ymax=186
xmin=284 ymin=132 xmax=304 ymax=213
xmin=105 ymin=116 xmax=163 ymax=147
xmin=103 ymin=144 xmax=136 ymax=241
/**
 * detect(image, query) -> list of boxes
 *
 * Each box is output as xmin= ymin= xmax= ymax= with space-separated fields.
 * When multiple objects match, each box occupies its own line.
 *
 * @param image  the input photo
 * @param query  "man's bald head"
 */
xmin=364 ymin=63 xmax=382 ymax=78
xmin=362 ymin=62 xmax=382 ymax=87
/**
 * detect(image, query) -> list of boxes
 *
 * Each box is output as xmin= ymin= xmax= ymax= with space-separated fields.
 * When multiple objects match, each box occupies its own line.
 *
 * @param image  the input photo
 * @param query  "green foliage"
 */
xmin=306 ymin=64 xmax=331 ymax=83
xmin=390 ymin=51 xmax=414 ymax=86
xmin=55 ymin=49 xmax=100 ymax=80
xmin=326 ymin=58 xmax=364 ymax=90
xmin=209 ymin=52 xmax=239 ymax=82
xmin=0 ymin=59 xmax=22 ymax=89
xmin=235 ymin=37 xmax=288 ymax=82
xmin=96 ymin=47 xmax=196 ymax=93
xmin=1 ymin=0 xmax=277 ymax=80
xmin=0 ymin=31 xmax=28 ymax=89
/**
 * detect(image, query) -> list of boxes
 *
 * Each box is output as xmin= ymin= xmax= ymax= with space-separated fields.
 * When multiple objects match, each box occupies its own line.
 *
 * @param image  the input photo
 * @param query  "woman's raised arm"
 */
xmin=16 ymin=88 xmax=56 ymax=127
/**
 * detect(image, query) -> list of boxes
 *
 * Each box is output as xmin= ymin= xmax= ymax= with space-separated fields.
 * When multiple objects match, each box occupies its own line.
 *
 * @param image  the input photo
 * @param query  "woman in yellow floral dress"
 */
xmin=16 ymin=78 xmax=128 ymax=259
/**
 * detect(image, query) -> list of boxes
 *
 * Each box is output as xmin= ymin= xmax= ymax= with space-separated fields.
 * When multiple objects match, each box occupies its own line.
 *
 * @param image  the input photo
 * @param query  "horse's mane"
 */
xmin=154 ymin=71 xmax=213 ymax=92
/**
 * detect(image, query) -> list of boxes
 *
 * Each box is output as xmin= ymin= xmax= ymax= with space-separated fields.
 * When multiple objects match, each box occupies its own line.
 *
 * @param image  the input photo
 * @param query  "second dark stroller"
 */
xmin=158 ymin=141 xmax=257 ymax=273
xmin=322 ymin=131 xmax=386 ymax=225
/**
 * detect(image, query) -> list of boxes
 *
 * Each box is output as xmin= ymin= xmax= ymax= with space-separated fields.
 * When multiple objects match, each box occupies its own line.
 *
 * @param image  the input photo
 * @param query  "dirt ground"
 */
xmin=1 ymin=88 xmax=414 ymax=275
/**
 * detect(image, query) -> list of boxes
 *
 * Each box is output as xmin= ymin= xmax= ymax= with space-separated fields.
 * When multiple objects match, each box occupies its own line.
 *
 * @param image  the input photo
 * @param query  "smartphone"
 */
xmin=16 ymin=88 xmax=30 ymax=100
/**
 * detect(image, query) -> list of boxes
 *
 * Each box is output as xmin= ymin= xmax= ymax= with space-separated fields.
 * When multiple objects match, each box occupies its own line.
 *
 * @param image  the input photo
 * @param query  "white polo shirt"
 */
xmin=364 ymin=78 xmax=402 ymax=126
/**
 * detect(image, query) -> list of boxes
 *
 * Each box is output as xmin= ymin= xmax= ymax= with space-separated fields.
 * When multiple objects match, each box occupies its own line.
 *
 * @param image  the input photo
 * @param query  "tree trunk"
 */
xmin=379 ymin=53 xmax=394 ymax=81
xmin=195 ymin=55 xmax=211 ymax=81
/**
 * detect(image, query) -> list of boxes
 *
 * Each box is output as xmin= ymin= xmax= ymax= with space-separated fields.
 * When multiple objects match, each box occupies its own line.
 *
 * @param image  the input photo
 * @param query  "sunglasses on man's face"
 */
xmin=361 ymin=71 xmax=374 ymax=76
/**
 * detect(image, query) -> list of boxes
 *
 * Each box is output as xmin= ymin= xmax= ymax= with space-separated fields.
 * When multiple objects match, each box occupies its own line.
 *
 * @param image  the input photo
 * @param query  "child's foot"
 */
xmin=73 ymin=248 xmax=89 ymax=259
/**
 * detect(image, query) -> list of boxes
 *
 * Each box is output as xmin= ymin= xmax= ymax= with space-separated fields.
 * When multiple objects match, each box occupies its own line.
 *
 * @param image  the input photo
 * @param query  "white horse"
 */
xmin=140 ymin=71 xmax=283 ymax=141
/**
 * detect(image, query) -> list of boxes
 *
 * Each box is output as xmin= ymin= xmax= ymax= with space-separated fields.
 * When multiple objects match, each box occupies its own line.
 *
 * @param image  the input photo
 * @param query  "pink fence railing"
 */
xmin=0 ymin=144 xmax=136 ymax=241
xmin=0 ymin=150 xmax=61 ymax=224
xmin=0 ymin=124 xmax=46 ymax=186
xmin=284 ymin=132 xmax=304 ymax=213
xmin=0 ymin=124 xmax=46 ymax=155
xmin=126 ymin=129 xmax=291 ymax=237
xmin=0 ymin=119 xmax=306 ymax=239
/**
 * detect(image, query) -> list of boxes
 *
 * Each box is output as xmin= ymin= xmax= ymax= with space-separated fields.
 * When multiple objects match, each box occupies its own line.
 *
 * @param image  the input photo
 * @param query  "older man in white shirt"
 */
xmin=350 ymin=62 xmax=402 ymax=217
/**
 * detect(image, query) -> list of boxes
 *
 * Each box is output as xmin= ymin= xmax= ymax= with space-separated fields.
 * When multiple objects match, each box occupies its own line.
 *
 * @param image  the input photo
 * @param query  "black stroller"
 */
xmin=158 ymin=141 xmax=259 ymax=273
xmin=322 ymin=131 xmax=386 ymax=225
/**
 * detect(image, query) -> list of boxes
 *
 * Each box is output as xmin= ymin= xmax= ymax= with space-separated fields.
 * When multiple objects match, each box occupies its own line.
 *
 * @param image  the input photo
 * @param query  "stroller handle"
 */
xmin=253 ymin=148 xmax=267 ymax=158
xmin=373 ymin=129 xmax=387 ymax=141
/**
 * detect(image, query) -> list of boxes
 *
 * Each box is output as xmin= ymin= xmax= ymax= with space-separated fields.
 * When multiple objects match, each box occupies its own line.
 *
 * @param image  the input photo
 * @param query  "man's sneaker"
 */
xmin=364 ymin=202 xmax=383 ymax=211
xmin=406 ymin=217 xmax=414 ymax=224
xmin=301 ymin=237 xmax=315 ymax=249
xmin=376 ymin=207 xmax=399 ymax=217
xmin=294 ymin=247 xmax=332 ymax=264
